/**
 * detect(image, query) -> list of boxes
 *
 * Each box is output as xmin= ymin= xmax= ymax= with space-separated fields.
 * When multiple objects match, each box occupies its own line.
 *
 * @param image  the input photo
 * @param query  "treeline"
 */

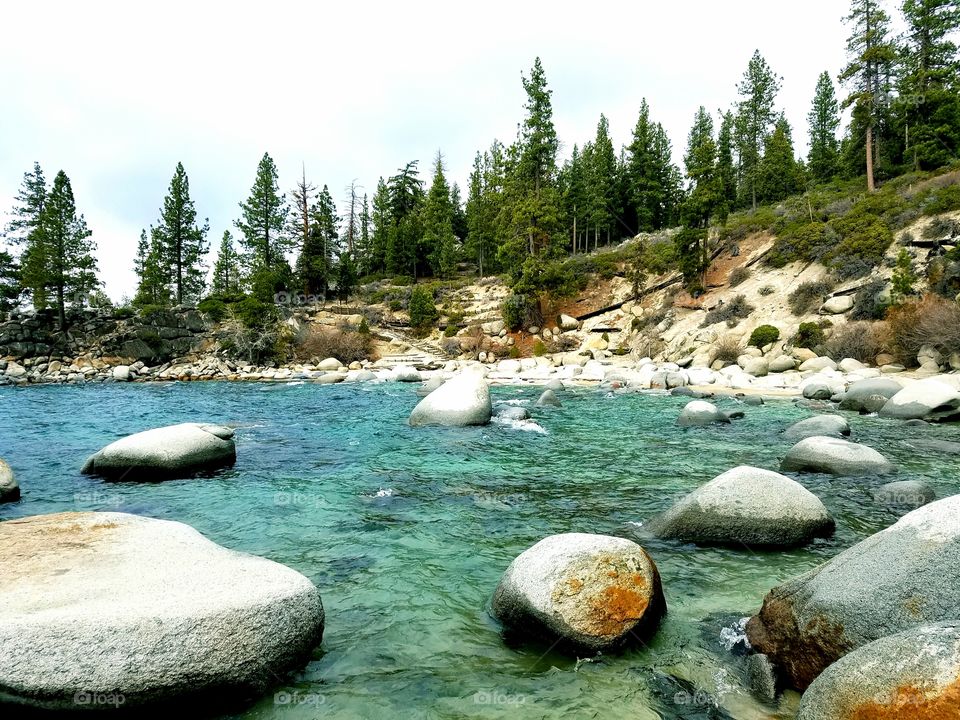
xmin=2 ymin=0 xmax=958 ymax=325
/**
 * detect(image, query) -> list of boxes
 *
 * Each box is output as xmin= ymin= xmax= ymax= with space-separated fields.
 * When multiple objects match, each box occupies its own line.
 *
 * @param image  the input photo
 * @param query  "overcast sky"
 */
xmin=1 ymin=0 xmax=852 ymax=300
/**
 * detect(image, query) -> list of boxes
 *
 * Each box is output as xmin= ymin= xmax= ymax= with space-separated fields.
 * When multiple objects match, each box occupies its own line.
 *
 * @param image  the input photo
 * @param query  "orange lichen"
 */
xmin=850 ymin=676 xmax=960 ymax=720
xmin=586 ymin=583 xmax=650 ymax=636
xmin=567 ymin=578 xmax=583 ymax=594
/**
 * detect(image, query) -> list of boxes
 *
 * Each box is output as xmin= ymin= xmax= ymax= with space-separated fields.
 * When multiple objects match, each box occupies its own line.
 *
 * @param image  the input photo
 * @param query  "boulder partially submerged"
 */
xmin=81 ymin=423 xmax=237 ymax=480
xmin=837 ymin=377 xmax=902 ymax=413
xmin=0 ymin=512 xmax=324 ymax=711
xmin=783 ymin=415 xmax=850 ymax=442
xmin=797 ymin=622 xmax=960 ymax=720
xmin=647 ymin=466 xmax=834 ymax=548
xmin=409 ymin=372 xmax=492 ymax=427
xmin=492 ymin=533 xmax=665 ymax=652
xmin=746 ymin=494 xmax=960 ymax=690
xmin=676 ymin=400 xmax=730 ymax=427
xmin=0 ymin=458 xmax=19 ymax=503
xmin=879 ymin=378 xmax=960 ymax=421
xmin=780 ymin=436 xmax=894 ymax=476
xmin=535 ymin=389 xmax=562 ymax=408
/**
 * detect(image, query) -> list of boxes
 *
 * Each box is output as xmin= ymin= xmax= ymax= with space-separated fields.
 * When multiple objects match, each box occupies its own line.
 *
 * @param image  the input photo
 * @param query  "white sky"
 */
xmin=0 ymin=0 xmax=851 ymax=300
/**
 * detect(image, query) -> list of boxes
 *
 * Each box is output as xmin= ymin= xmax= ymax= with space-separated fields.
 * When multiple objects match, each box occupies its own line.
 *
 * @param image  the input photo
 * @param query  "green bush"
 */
xmin=443 ymin=323 xmax=457 ymax=337
xmin=701 ymin=294 xmax=754 ymax=328
xmin=112 ymin=306 xmax=136 ymax=319
xmin=793 ymin=322 xmax=826 ymax=349
xmin=728 ymin=266 xmax=751 ymax=287
xmin=358 ymin=317 xmax=370 ymax=335
xmin=408 ymin=285 xmax=439 ymax=330
xmin=389 ymin=299 xmax=403 ymax=311
xmin=788 ymin=279 xmax=834 ymax=315
xmin=922 ymin=183 xmax=960 ymax=215
xmin=758 ymin=285 xmax=775 ymax=296
xmin=198 ymin=297 xmax=228 ymax=322
xmin=501 ymin=294 xmax=528 ymax=330
xmin=137 ymin=304 xmax=168 ymax=322
xmin=748 ymin=324 xmax=780 ymax=348
xmin=533 ymin=339 xmax=546 ymax=356
xmin=508 ymin=346 xmax=521 ymax=359
xmin=391 ymin=275 xmax=415 ymax=286
xmin=850 ymin=278 xmax=890 ymax=320
xmin=234 ymin=296 xmax=278 ymax=329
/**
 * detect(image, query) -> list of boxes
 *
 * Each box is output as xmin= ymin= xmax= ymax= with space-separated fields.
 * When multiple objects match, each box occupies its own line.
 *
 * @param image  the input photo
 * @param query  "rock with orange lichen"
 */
xmin=797 ymin=622 xmax=960 ymax=720
xmin=746 ymin=495 xmax=960 ymax=691
xmin=491 ymin=533 xmax=665 ymax=652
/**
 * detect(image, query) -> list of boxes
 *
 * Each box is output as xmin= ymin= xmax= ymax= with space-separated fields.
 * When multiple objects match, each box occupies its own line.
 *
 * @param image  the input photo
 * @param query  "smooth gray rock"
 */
xmin=391 ymin=366 xmax=422 ymax=382
xmin=902 ymin=437 xmax=960 ymax=455
xmin=81 ymin=423 xmax=237 ymax=480
xmin=747 ymin=494 xmax=960 ymax=690
xmin=802 ymin=383 xmax=833 ymax=401
xmin=670 ymin=387 xmax=710 ymax=399
xmin=496 ymin=405 xmax=531 ymax=421
xmin=0 ymin=459 xmax=19 ymax=503
xmin=780 ymin=436 xmax=894 ymax=476
xmin=0 ymin=512 xmax=324 ymax=711
xmin=492 ymin=533 xmax=665 ymax=652
xmin=838 ymin=377 xmax=902 ymax=413
xmin=797 ymin=622 xmax=960 ymax=719
xmin=647 ymin=466 xmax=834 ymax=548
xmin=879 ymin=378 xmax=960 ymax=421
xmin=799 ymin=357 xmax=838 ymax=372
xmin=874 ymin=479 xmax=935 ymax=509
xmin=769 ymin=355 xmax=797 ymax=373
xmin=409 ymin=372 xmax=491 ymax=427
xmin=111 ymin=365 xmax=131 ymax=382
xmin=545 ymin=379 xmax=564 ymax=392
xmin=316 ymin=372 xmax=346 ymax=384
xmin=783 ymin=415 xmax=850 ymax=442
xmin=747 ymin=653 xmax=779 ymax=704
xmin=416 ymin=376 xmax=445 ymax=397
xmin=536 ymin=389 xmax=562 ymax=408
xmin=317 ymin=357 xmax=343 ymax=371
xmin=677 ymin=400 xmax=730 ymax=427
xmin=558 ymin=314 xmax=580 ymax=331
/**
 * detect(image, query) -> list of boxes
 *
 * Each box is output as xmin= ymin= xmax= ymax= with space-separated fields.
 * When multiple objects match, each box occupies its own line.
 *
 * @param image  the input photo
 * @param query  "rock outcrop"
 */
xmin=408 ymin=372 xmax=492 ymax=427
xmin=780 ymin=436 xmax=894 ymax=476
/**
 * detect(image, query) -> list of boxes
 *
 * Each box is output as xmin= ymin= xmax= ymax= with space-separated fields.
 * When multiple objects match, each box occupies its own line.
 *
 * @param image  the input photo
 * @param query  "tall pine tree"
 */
xmin=212 ymin=230 xmax=242 ymax=295
xmin=369 ymin=178 xmax=391 ymax=276
xmin=297 ymin=185 xmax=338 ymax=296
xmin=236 ymin=152 xmax=289 ymax=270
xmin=5 ymin=163 xmax=48 ymax=309
xmin=152 ymin=162 xmax=209 ymax=304
xmin=807 ymin=72 xmax=842 ymax=181
xmin=734 ymin=50 xmax=782 ymax=209
xmin=758 ymin=115 xmax=802 ymax=202
xmin=422 ymin=151 xmax=457 ymax=278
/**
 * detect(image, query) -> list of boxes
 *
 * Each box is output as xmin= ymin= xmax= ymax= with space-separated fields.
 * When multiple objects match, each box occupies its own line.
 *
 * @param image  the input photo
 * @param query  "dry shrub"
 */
xmin=788 ymin=279 xmax=834 ymax=316
xmin=701 ymin=295 xmax=754 ymax=328
xmin=886 ymin=294 xmax=960 ymax=365
xmin=728 ymin=266 xmax=751 ymax=287
xmin=294 ymin=324 xmax=372 ymax=364
xmin=821 ymin=322 xmax=884 ymax=363
xmin=711 ymin=334 xmax=745 ymax=365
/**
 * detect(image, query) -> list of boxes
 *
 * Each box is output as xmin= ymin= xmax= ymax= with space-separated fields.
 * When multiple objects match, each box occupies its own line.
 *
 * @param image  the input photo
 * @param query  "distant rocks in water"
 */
xmin=780 ymin=436 xmax=894 ymax=476
xmin=316 ymin=372 xmax=346 ymax=384
xmin=647 ymin=466 xmax=834 ymax=548
xmin=746 ymin=494 xmax=960 ymax=690
xmin=874 ymin=479 xmax=935 ymax=510
xmin=879 ymin=378 xmax=960 ymax=421
xmin=391 ymin=366 xmax=422 ymax=383
xmin=345 ymin=369 xmax=376 ymax=383
xmin=0 ymin=512 xmax=324 ymax=711
xmin=796 ymin=622 xmax=960 ymax=720
xmin=536 ymin=389 xmax=562 ymax=407
xmin=837 ymin=377 xmax=902 ymax=413
xmin=81 ymin=423 xmax=237 ymax=480
xmin=783 ymin=415 xmax=850 ymax=442
xmin=496 ymin=405 xmax=531 ymax=421
xmin=545 ymin=379 xmax=564 ymax=392
xmin=492 ymin=533 xmax=665 ymax=652
xmin=0 ymin=458 xmax=19 ymax=503
xmin=670 ymin=386 xmax=712 ymax=399
xmin=409 ymin=372 xmax=491 ymax=427
xmin=676 ymin=400 xmax=731 ymax=427
xmin=416 ymin=376 xmax=445 ymax=397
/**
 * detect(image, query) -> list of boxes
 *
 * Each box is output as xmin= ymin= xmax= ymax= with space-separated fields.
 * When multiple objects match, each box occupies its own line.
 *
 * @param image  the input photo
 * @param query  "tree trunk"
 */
xmin=866 ymin=124 xmax=876 ymax=192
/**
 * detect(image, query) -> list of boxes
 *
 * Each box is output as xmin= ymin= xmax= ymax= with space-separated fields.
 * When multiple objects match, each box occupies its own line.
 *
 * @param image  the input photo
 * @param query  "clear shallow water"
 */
xmin=2 ymin=381 xmax=960 ymax=719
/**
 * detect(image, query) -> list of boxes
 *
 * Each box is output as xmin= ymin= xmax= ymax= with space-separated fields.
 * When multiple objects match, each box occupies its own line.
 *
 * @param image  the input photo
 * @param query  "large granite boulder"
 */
xmin=409 ymin=372 xmax=492 ymax=427
xmin=796 ymin=622 xmax=960 ymax=720
xmin=0 ymin=458 xmax=19 ymax=502
xmin=746 ymin=495 xmax=960 ymax=690
xmin=837 ymin=377 xmax=902 ymax=413
xmin=879 ymin=378 xmax=960 ymax=421
xmin=81 ymin=423 xmax=237 ymax=480
xmin=647 ymin=466 xmax=834 ymax=548
xmin=783 ymin=415 xmax=850 ymax=442
xmin=492 ymin=533 xmax=665 ymax=652
xmin=780 ymin=436 xmax=894 ymax=476
xmin=535 ymin=389 xmax=562 ymax=407
xmin=677 ymin=400 xmax=730 ymax=427
xmin=0 ymin=512 xmax=324 ymax=711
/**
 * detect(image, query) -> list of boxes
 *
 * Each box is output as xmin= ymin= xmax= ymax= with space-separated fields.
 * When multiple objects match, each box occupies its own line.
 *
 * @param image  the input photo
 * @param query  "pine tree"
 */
xmin=758 ymin=115 xmax=802 ymax=202
xmin=734 ymin=50 xmax=782 ymax=209
xmin=422 ymin=151 xmax=457 ymax=278
xmin=369 ymin=178 xmax=391 ymax=275
xmin=212 ymin=230 xmax=242 ymax=295
xmin=151 ymin=162 xmax=209 ymax=304
xmin=808 ymin=72 xmax=842 ymax=181
xmin=716 ymin=111 xmax=737 ymax=221
xmin=342 ymin=181 xmax=360 ymax=254
xmin=287 ymin=165 xmax=316 ymax=259
xmin=335 ymin=250 xmax=357 ymax=302
xmin=354 ymin=194 xmax=372 ymax=277
xmin=133 ymin=228 xmax=170 ymax=306
xmin=840 ymin=0 xmax=897 ymax=191
xmin=236 ymin=152 xmax=289 ymax=270
xmin=898 ymin=0 xmax=960 ymax=169
xmin=450 ymin=183 xmax=468 ymax=241
xmin=651 ymin=124 xmax=682 ymax=229
xmin=297 ymin=185 xmax=339 ymax=296
xmin=586 ymin=114 xmax=618 ymax=247
xmin=0 ymin=251 xmax=21 ymax=314
xmin=682 ymin=107 xmax=720 ymax=229
xmin=4 ymin=163 xmax=47 ymax=249
xmin=37 ymin=171 xmax=99 ymax=329
xmin=466 ymin=152 xmax=493 ymax=274
xmin=386 ymin=161 xmax=423 ymax=277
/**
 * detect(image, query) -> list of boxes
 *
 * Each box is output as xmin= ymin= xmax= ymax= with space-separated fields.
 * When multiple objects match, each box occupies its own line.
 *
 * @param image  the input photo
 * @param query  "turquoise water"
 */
xmin=2 ymin=381 xmax=960 ymax=719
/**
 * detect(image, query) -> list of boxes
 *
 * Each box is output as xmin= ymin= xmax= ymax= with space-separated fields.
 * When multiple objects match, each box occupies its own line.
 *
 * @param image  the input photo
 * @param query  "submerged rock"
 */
xmin=545 ymin=379 xmax=564 ymax=392
xmin=647 ymin=465 xmax=834 ymax=548
xmin=496 ymin=405 xmax=531 ymax=421
xmin=783 ymin=415 xmax=850 ymax=442
xmin=746 ymin=495 xmax=960 ymax=690
xmin=391 ymin=366 xmax=422 ymax=383
xmin=0 ymin=458 xmax=19 ymax=503
xmin=797 ymin=622 xmax=960 ymax=720
xmin=874 ymin=479 xmax=935 ymax=509
xmin=0 ymin=512 xmax=324 ymax=711
xmin=780 ymin=436 xmax=894 ymax=476
xmin=492 ymin=533 xmax=665 ymax=652
xmin=409 ymin=372 xmax=492 ymax=427
xmin=535 ymin=389 xmax=562 ymax=407
xmin=677 ymin=400 xmax=730 ymax=427
xmin=81 ymin=423 xmax=237 ymax=480
xmin=879 ymin=378 xmax=960 ymax=421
